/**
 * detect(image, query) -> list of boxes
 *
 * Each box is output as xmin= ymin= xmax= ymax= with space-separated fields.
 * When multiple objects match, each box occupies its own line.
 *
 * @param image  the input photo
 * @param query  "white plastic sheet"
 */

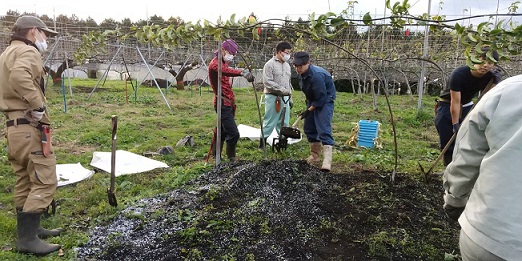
xmin=89 ymin=150 xmax=169 ymax=177
xmin=56 ymin=163 xmax=95 ymax=187
xmin=237 ymin=124 xmax=302 ymax=146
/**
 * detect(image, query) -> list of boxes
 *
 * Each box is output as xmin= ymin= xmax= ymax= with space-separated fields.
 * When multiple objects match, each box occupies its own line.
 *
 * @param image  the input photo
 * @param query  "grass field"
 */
xmin=0 ymin=79 xmax=446 ymax=260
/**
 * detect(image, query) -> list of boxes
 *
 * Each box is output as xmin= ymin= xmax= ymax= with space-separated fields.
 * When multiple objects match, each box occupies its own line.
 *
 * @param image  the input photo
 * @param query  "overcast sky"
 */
xmin=0 ymin=0 xmax=518 ymax=25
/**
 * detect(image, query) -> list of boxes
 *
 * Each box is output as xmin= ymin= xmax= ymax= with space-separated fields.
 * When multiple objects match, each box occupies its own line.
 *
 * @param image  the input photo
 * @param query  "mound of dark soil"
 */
xmin=75 ymin=160 xmax=460 ymax=260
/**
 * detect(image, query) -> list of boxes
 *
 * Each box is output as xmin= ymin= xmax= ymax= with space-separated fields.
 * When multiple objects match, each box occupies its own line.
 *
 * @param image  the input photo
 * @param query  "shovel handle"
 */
xmin=108 ymin=115 xmax=118 ymax=207
xmin=292 ymin=115 xmax=302 ymax=128
xmin=111 ymin=115 xmax=118 ymax=140
xmin=423 ymin=131 xmax=457 ymax=180
xmin=110 ymin=115 xmax=117 ymax=187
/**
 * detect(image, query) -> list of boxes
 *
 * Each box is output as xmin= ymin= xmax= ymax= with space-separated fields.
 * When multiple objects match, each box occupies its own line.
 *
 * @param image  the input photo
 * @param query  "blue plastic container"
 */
xmin=357 ymin=120 xmax=380 ymax=148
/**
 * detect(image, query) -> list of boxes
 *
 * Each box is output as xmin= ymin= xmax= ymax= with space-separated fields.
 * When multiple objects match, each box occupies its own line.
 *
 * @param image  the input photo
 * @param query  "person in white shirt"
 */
xmin=260 ymin=41 xmax=293 ymax=148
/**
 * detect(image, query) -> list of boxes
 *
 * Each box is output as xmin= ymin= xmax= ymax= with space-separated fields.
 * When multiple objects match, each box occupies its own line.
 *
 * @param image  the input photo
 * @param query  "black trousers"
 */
xmin=434 ymin=102 xmax=472 ymax=165
xmin=215 ymin=105 xmax=240 ymax=147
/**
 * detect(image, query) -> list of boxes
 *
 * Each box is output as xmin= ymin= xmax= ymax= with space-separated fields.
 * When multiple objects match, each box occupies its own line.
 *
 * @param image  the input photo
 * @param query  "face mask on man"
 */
xmin=224 ymin=53 xmax=235 ymax=62
xmin=34 ymin=30 xmax=48 ymax=53
xmin=281 ymin=53 xmax=291 ymax=62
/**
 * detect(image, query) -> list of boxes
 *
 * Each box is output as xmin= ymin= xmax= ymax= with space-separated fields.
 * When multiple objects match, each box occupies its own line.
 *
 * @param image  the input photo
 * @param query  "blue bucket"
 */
xmin=357 ymin=120 xmax=379 ymax=148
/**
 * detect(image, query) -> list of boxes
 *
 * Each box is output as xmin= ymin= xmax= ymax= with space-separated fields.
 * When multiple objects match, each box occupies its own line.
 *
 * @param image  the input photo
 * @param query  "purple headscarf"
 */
xmin=214 ymin=39 xmax=239 ymax=56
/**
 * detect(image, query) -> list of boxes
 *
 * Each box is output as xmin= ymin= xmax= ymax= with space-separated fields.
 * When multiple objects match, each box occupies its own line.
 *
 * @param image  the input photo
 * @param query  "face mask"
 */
xmin=34 ymin=31 xmax=48 ymax=53
xmin=224 ymin=53 xmax=234 ymax=62
xmin=281 ymin=53 xmax=291 ymax=62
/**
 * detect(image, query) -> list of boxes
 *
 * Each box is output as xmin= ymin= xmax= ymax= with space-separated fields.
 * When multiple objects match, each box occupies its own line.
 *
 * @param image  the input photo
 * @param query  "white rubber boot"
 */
xmin=321 ymin=145 xmax=333 ymax=172
xmin=306 ymin=142 xmax=322 ymax=163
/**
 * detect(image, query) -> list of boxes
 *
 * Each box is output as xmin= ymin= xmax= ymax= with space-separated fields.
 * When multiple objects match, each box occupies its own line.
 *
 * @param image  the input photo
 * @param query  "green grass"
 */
xmin=0 ymin=79 xmax=444 ymax=260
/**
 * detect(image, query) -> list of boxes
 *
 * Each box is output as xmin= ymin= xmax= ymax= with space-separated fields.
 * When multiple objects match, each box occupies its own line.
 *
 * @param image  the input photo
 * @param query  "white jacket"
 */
xmin=443 ymin=74 xmax=522 ymax=260
xmin=262 ymin=56 xmax=292 ymax=96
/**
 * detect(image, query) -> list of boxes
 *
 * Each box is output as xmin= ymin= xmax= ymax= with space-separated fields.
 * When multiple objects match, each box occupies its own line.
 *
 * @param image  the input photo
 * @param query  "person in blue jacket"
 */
xmin=293 ymin=51 xmax=336 ymax=171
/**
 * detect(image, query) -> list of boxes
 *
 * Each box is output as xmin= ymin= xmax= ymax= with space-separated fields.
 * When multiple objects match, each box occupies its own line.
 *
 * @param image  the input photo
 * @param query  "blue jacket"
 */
xmin=298 ymin=65 xmax=336 ymax=108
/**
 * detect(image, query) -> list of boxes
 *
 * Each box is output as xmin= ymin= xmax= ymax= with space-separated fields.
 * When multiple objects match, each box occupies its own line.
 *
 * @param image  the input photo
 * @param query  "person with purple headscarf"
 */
xmin=208 ymin=39 xmax=254 ymax=162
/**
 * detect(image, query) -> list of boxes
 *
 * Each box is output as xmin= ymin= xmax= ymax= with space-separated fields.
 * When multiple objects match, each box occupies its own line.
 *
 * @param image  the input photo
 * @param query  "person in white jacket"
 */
xmin=443 ymin=74 xmax=522 ymax=260
xmin=260 ymin=41 xmax=292 ymax=149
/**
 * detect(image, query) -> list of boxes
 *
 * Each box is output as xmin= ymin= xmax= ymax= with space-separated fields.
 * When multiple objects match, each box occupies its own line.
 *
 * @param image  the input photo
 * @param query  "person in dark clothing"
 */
xmin=435 ymin=47 xmax=502 ymax=165
xmin=293 ymin=51 xmax=336 ymax=171
xmin=208 ymin=39 xmax=254 ymax=162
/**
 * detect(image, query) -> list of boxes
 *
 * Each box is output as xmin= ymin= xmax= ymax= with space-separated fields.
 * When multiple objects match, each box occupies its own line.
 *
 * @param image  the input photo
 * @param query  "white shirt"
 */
xmin=262 ymin=56 xmax=292 ymax=96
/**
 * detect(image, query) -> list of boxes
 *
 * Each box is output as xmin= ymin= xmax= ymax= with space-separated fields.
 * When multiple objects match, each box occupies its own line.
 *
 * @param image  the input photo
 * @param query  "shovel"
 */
xmin=273 ymin=103 xmax=301 ymax=152
xmin=419 ymin=130 xmax=457 ymax=182
xmin=107 ymin=115 xmax=118 ymax=207
xmin=280 ymin=115 xmax=302 ymax=139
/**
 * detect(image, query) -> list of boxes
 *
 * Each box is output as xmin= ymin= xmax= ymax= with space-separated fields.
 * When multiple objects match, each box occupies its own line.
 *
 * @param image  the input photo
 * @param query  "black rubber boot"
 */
xmin=16 ymin=211 xmax=61 ymax=255
xmin=16 ymin=208 xmax=62 ymax=238
xmin=226 ymin=142 xmax=237 ymax=162
xmin=37 ymin=226 xmax=63 ymax=239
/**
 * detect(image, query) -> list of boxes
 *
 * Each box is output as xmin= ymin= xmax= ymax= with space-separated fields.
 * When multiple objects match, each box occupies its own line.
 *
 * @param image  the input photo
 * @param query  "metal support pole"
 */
xmin=417 ymin=0 xmax=432 ymax=111
xmin=88 ymin=45 xmax=122 ymax=98
xmin=216 ymin=41 xmax=223 ymax=165
xmin=135 ymin=47 xmax=172 ymax=112
xmin=43 ymin=37 xmax=60 ymax=90
xmin=136 ymin=50 xmax=165 ymax=87
xmin=64 ymin=52 xmax=73 ymax=96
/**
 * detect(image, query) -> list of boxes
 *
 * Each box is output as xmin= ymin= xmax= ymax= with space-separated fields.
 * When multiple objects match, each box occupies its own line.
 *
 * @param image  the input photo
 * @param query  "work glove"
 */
xmin=289 ymin=97 xmax=294 ymax=109
xmin=241 ymin=70 xmax=255 ymax=82
xmin=31 ymin=110 xmax=45 ymax=121
xmin=443 ymin=204 xmax=465 ymax=222
xmin=299 ymin=109 xmax=311 ymax=119
xmin=452 ymin=123 xmax=460 ymax=133
xmin=24 ymin=108 xmax=44 ymax=123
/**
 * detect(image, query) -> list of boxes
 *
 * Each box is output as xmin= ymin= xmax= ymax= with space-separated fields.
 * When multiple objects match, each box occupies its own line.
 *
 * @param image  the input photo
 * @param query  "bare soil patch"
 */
xmin=76 ymin=160 xmax=459 ymax=260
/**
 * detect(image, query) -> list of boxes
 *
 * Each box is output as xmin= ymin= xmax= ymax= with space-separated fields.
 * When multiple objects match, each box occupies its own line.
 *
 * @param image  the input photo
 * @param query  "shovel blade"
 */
xmin=107 ymin=188 xmax=118 ymax=207
xmin=280 ymin=127 xmax=301 ymax=139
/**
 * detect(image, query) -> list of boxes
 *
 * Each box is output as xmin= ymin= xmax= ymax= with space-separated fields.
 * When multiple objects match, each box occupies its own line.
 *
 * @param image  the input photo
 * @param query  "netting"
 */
xmin=1 ymin=14 xmax=520 ymax=94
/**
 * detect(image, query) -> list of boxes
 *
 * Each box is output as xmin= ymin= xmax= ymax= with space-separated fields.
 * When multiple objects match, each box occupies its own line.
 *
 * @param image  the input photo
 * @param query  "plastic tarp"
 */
xmin=57 ymin=163 xmax=95 ymax=187
xmin=89 ymin=150 xmax=169 ymax=177
xmin=237 ymin=124 xmax=302 ymax=146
